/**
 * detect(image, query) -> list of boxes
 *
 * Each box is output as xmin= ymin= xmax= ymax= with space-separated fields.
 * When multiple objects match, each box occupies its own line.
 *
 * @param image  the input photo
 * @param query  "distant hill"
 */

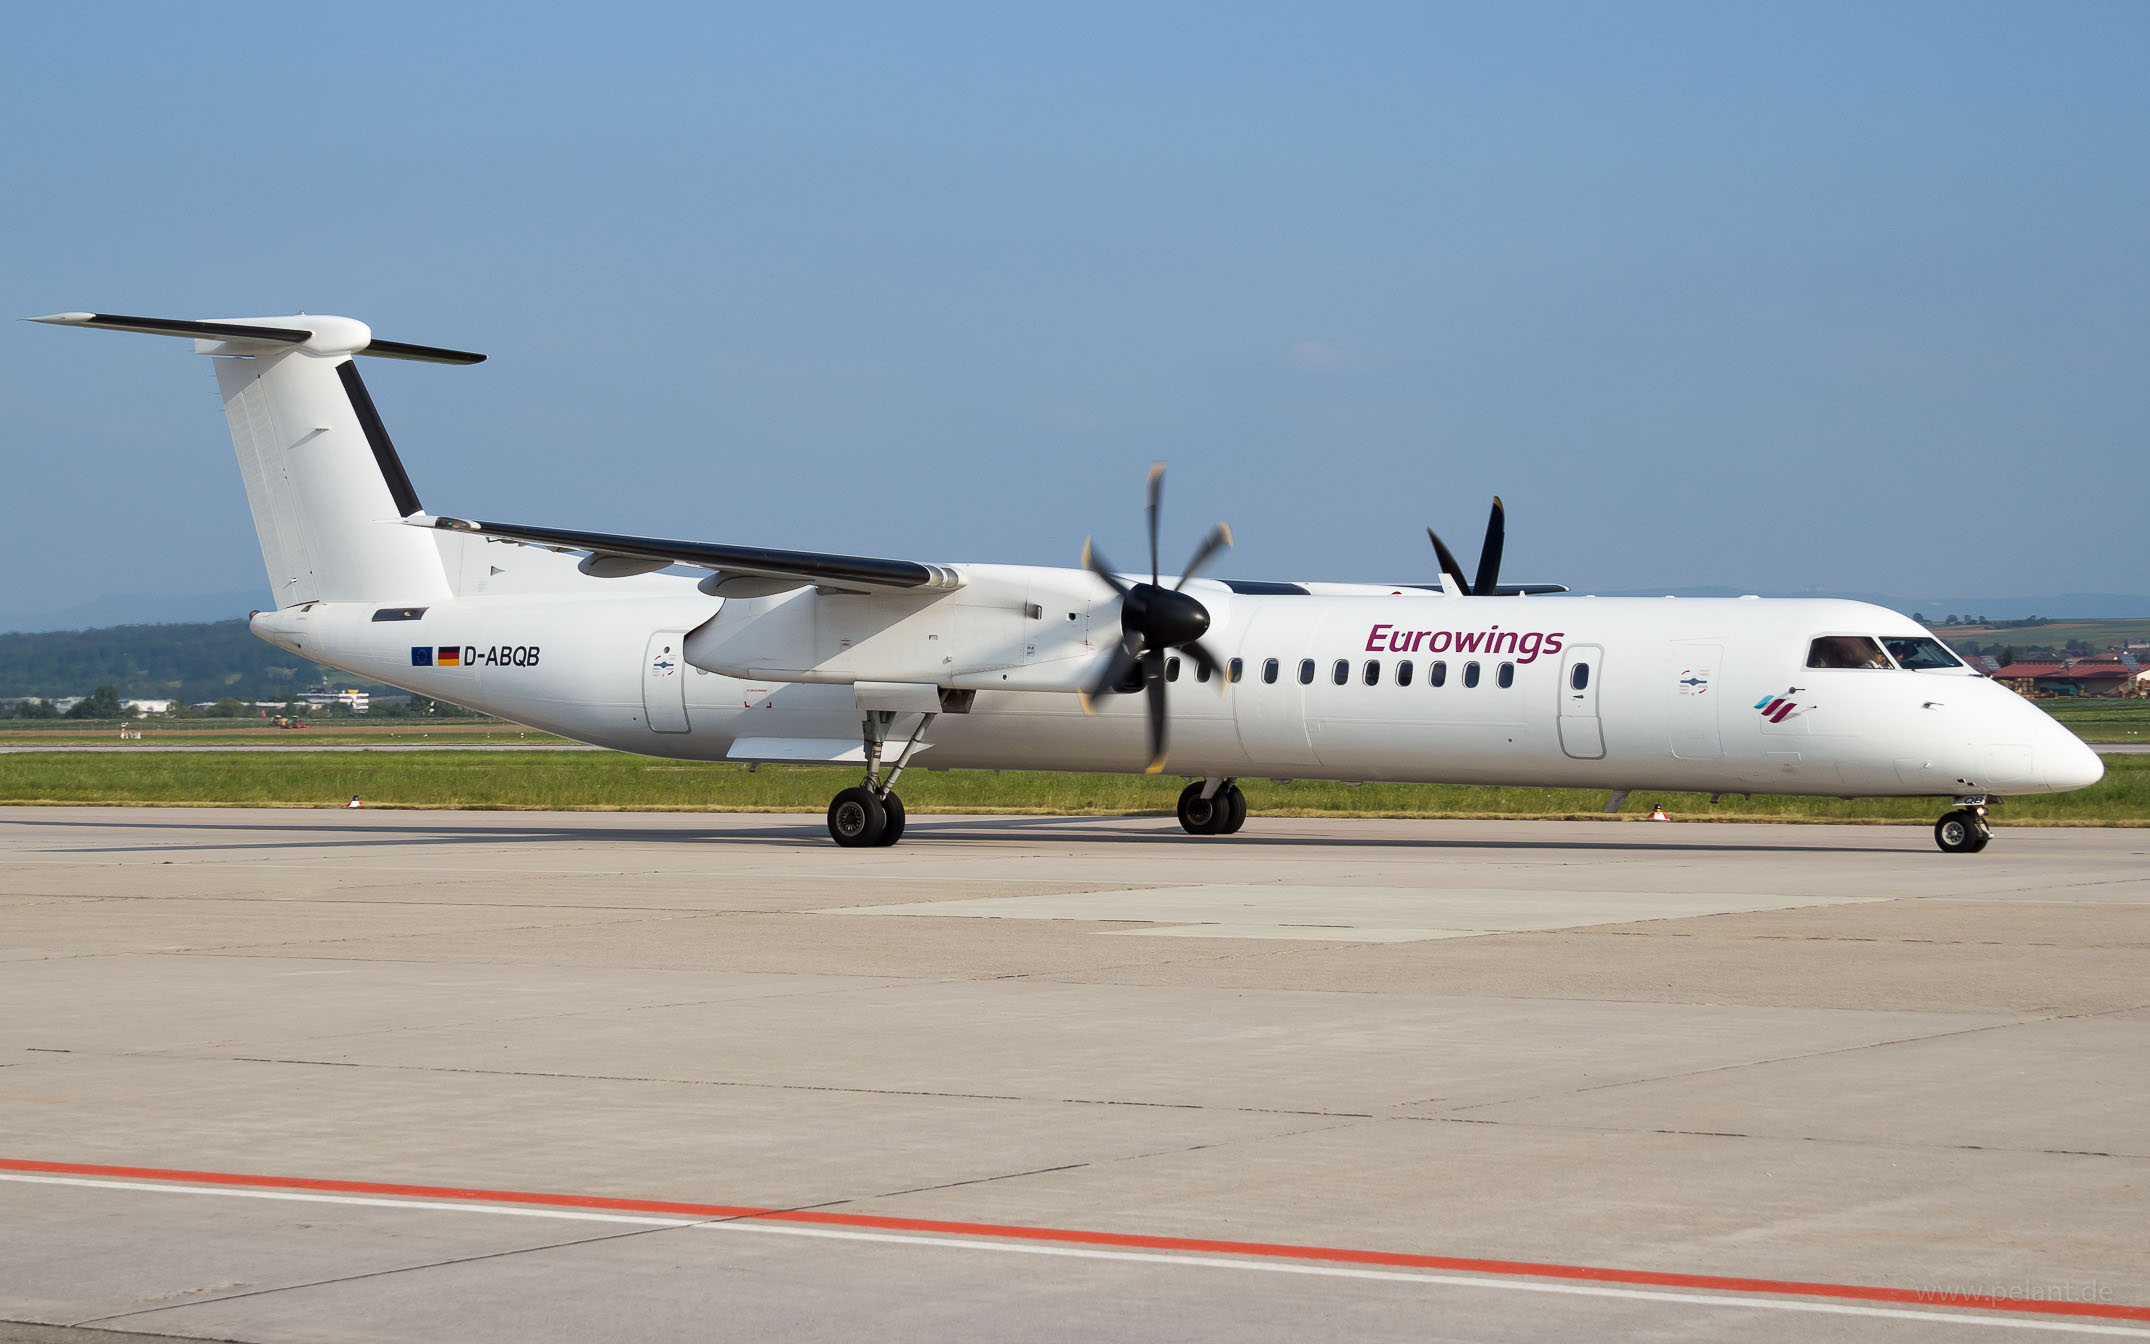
xmin=0 ymin=620 xmax=365 ymax=702
xmin=0 ymin=590 xmax=268 ymax=638
xmin=1598 ymin=590 xmax=2150 ymax=620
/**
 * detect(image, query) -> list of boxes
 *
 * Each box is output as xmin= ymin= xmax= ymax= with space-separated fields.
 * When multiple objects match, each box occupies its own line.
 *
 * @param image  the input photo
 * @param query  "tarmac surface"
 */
xmin=2 ymin=806 xmax=2146 ymax=1342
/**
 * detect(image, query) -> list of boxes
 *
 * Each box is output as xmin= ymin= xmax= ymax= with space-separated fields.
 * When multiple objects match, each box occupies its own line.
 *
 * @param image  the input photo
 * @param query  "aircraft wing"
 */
xmin=420 ymin=516 xmax=962 ymax=595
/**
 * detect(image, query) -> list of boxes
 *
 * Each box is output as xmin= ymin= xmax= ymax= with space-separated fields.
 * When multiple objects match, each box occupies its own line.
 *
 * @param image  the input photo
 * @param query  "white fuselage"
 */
xmin=251 ymin=563 xmax=2103 ymax=801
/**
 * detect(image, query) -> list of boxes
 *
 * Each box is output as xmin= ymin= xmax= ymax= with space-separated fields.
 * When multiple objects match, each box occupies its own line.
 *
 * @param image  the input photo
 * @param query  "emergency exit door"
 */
xmin=642 ymin=631 xmax=691 ymax=733
xmin=1558 ymin=643 xmax=1605 ymax=759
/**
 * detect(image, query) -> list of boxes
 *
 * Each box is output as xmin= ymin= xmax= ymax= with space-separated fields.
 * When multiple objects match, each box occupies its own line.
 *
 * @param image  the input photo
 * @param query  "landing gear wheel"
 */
xmin=1176 ymin=782 xmax=1229 ymax=835
xmin=873 ymin=792 xmax=906 ymax=847
xmin=1934 ymin=808 xmax=1990 ymax=854
xmin=1219 ymin=784 xmax=1247 ymax=834
xmin=828 ymin=787 xmax=887 ymax=848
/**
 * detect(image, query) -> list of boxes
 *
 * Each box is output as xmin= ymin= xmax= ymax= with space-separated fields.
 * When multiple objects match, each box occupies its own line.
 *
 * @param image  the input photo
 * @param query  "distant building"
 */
xmin=1992 ymin=660 xmax=2145 ymax=698
xmin=120 ymin=699 xmax=174 ymax=715
xmin=301 ymin=688 xmax=371 ymax=713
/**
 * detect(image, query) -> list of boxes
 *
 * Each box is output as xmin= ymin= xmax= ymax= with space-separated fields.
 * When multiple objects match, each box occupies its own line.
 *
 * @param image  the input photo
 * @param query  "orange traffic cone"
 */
xmin=346 ymin=795 xmax=363 ymax=809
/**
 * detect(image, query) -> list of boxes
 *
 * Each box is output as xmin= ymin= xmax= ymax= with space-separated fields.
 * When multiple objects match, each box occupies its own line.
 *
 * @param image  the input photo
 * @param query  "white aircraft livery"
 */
xmin=30 ymin=311 xmax=2104 ymax=852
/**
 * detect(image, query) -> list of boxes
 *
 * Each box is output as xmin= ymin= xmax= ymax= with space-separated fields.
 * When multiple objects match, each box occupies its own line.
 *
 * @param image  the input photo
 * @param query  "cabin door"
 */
xmin=642 ymin=631 xmax=691 ymax=733
xmin=1557 ymin=643 xmax=1605 ymax=760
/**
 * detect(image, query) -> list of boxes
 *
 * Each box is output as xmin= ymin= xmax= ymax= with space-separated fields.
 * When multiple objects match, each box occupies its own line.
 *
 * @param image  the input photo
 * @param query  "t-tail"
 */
xmin=28 ymin=312 xmax=482 ymax=610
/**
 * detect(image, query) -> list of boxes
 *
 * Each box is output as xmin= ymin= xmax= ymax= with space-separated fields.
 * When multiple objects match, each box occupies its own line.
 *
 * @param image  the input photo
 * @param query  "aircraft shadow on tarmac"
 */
xmin=6 ymin=813 xmax=1905 ymax=856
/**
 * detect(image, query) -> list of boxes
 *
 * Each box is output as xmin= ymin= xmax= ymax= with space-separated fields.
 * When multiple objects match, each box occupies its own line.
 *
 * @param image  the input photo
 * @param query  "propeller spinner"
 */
xmin=1080 ymin=462 xmax=1232 ymax=773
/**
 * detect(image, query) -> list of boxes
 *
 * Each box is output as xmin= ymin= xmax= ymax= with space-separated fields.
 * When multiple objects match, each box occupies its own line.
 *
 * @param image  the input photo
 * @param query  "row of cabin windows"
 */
xmin=1163 ymin=655 xmax=1565 ymax=691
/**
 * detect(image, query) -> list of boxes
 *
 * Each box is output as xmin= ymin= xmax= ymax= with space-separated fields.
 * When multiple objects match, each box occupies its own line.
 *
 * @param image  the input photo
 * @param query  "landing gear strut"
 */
xmin=826 ymin=710 xmax=933 ymax=848
xmin=1934 ymin=797 xmax=1992 ymax=854
xmin=1177 ymin=779 xmax=1247 ymax=836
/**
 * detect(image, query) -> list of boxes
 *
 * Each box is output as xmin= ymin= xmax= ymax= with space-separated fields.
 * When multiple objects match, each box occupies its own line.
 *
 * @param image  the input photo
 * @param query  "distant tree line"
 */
xmin=0 ymin=619 xmax=359 ymax=702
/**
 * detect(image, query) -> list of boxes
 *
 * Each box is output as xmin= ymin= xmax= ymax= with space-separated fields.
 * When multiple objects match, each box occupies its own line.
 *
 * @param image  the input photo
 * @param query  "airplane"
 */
xmin=28 ymin=311 xmax=2105 ymax=853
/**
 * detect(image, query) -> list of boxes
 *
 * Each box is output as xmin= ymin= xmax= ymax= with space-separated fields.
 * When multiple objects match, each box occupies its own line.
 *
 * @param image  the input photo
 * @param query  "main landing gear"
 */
xmin=1177 ymin=779 xmax=1247 ymax=836
xmin=1934 ymin=797 xmax=1992 ymax=854
xmin=827 ymin=710 xmax=934 ymax=848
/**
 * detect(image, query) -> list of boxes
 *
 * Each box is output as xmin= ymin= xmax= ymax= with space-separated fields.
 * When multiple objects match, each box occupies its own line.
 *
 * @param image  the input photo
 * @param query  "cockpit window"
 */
xmin=1806 ymin=635 xmax=1892 ymax=669
xmin=1883 ymin=637 xmax=1963 ymax=671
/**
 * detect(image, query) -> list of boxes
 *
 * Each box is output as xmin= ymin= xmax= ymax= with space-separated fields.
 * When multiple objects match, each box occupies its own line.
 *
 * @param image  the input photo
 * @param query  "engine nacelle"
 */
xmin=682 ymin=565 xmax=1111 ymax=690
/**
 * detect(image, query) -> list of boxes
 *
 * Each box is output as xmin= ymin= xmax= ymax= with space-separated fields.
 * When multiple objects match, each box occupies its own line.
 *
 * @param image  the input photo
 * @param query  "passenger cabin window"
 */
xmin=1396 ymin=659 xmax=1413 ymax=687
xmin=1497 ymin=661 xmax=1515 ymax=688
xmin=1299 ymin=658 xmax=1316 ymax=685
xmin=1332 ymin=659 xmax=1350 ymax=686
xmin=1807 ymin=635 xmax=1892 ymax=670
xmin=1263 ymin=657 xmax=1280 ymax=684
xmin=1166 ymin=657 xmax=1181 ymax=683
xmin=1883 ymin=637 xmax=1964 ymax=671
xmin=1463 ymin=661 xmax=1481 ymax=688
xmin=1363 ymin=660 xmax=1381 ymax=686
xmin=1570 ymin=663 xmax=1590 ymax=691
xmin=1194 ymin=659 xmax=1210 ymax=683
xmin=1429 ymin=660 xmax=1447 ymax=688
xmin=1228 ymin=658 xmax=1244 ymax=683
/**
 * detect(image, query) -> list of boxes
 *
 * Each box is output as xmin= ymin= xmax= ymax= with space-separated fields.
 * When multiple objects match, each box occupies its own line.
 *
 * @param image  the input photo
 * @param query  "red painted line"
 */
xmin=4 ymin=1156 xmax=2144 ymax=1323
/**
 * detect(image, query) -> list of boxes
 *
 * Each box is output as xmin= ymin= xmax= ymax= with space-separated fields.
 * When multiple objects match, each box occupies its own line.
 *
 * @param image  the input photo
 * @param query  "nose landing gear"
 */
xmin=826 ymin=710 xmax=932 ymax=848
xmin=1177 ymin=779 xmax=1247 ymax=835
xmin=1934 ymin=797 xmax=1992 ymax=854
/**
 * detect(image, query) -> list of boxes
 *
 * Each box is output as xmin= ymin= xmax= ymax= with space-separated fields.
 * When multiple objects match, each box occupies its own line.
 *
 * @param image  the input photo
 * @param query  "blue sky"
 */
xmin=4 ymin=3 xmax=2145 ymax=630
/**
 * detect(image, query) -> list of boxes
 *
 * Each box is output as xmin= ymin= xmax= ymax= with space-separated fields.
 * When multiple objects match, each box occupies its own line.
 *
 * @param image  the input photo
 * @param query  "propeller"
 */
xmin=1080 ymin=462 xmax=1233 ymax=773
xmin=1427 ymin=496 xmax=1507 ymax=596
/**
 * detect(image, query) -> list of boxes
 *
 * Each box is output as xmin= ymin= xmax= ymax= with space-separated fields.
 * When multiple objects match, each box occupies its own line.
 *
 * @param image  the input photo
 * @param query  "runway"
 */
xmin=2 ymin=807 xmax=2146 ymax=1342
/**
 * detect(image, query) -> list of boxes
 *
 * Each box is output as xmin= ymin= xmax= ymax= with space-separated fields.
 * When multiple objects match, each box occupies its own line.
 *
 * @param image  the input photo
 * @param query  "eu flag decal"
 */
xmin=437 ymin=646 xmax=462 ymax=667
xmin=410 ymin=646 xmax=434 ymax=667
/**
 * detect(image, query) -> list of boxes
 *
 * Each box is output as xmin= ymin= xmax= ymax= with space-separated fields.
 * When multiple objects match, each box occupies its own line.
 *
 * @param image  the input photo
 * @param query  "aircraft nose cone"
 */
xmin=2042 ymin=733 xmax=2105 ymax=793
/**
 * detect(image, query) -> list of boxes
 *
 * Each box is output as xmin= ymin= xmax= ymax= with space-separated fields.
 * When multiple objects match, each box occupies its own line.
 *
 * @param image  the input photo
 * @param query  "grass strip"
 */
xmin=0 ymin=751 xmax=2143 ymax=824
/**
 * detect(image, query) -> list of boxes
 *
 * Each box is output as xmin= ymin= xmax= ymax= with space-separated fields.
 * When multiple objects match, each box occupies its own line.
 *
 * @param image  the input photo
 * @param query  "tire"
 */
xmin=874 ymin=792 xmax=907 ymax=847
xmin=1219 ymin=785 xmax=1248 ymax=834
xmin=1933 ymin=809 xmax=1983 ymax=854
xmin=828 ymin=787 xmax=887 ymax=848
xmin=1176 ymin=782 xmax=1227 ymax=835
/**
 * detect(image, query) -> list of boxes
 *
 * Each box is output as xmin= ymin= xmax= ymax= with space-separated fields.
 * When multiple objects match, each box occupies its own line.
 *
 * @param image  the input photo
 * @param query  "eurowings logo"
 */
xmin=1754 ymin=692 xmax=1804 ymax=723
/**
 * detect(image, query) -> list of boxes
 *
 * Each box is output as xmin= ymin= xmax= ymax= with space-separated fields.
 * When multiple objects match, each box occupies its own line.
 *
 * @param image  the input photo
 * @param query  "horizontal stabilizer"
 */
xmin=27 ymin=312 xmax=484 ymax=364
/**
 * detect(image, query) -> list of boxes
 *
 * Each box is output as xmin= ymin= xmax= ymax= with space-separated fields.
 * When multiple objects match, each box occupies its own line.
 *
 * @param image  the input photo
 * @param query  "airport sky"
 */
xmin=3 ymin=3 xmax=2146 ymax=631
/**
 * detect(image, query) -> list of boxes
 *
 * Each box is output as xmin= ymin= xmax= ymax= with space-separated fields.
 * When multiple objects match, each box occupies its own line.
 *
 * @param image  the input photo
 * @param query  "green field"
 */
xmin=0 ymin=718 xmax=566 ymax=747
xmin=1 ymin=750 xmax=2141 ymax=825
xmin=2038 ymin=699 xmax=2150 ymax=743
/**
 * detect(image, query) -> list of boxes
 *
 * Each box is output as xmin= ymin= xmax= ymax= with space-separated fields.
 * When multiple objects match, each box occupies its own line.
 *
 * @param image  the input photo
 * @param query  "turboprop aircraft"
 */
xmin=30 ymin=311 xmax=2104 ymax=852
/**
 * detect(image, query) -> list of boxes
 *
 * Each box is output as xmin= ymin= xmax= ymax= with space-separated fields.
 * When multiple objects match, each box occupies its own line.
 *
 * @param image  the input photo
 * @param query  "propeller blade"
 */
xmin=1081 ymin=537 xmax=1131 ymax=596
xmin=1174 ymin=522 xmax=1234 ymax=591
xmin=1182 ymin=639 xmax=1224 ymax=688
xmin=1143 ymin=650 xmax=1169 ymax=772
xmin=1080 ymin=638 xmax=1143 ymax=710
xmin=1184 ymin=639 xmax=1232 ymax=694
xmin=1473 ymin=497 xmax=1506 ymax=597
xmin=1426 ymin=527 xmax=1472 ymax=596
xmin=1145 ymin=461 xmax=1165 ymax=587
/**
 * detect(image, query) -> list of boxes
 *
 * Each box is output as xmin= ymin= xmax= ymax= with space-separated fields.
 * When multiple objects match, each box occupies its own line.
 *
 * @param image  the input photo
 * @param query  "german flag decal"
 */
xmin=436 ymin=646 xmax=462 ymax=667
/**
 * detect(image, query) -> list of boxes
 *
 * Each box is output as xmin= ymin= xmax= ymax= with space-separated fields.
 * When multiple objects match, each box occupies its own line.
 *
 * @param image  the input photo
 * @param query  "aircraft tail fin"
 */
xmin=30 ymin=312 xmax=480 ymax=608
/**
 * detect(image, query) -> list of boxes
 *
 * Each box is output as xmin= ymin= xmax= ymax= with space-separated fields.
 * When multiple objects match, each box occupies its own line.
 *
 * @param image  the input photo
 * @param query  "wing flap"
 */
xmin=423 ymin=517 xmax=962 ymax=593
